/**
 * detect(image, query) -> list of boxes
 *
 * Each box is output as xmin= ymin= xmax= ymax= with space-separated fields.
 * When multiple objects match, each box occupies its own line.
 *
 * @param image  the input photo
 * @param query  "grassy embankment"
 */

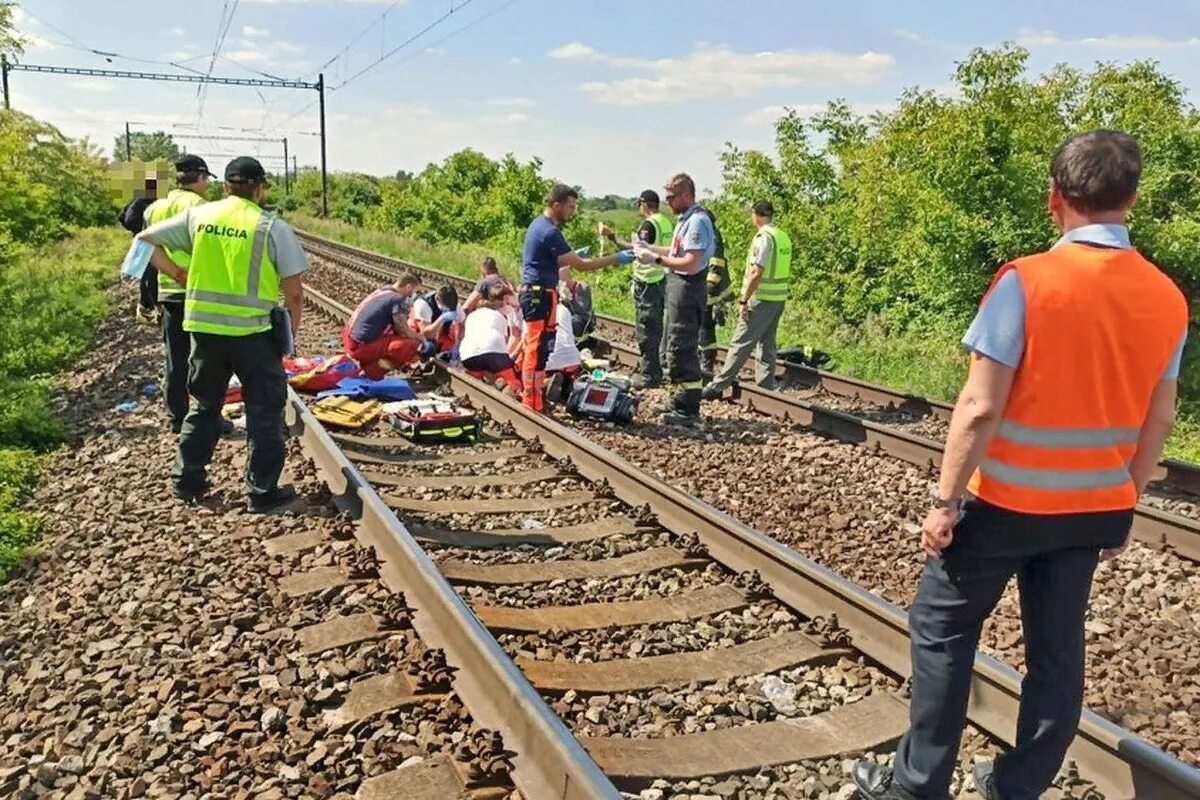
xmin=0 ymin=227 xmax=128 ymax=580
xmin=294 ymin=215 xmax=1200 ymax=462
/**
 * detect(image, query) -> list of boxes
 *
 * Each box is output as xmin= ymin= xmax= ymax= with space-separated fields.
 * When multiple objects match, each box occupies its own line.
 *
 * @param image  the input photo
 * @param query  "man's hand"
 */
xmin=633 ymin=245 xmax=657 ymax=264
xmin=438 ymin=310 xmax=459 ymax=324
xmin=598 ymin=222 xmax=615 ymax=240
xmin=615 ymin=250 xmax=635 ymax=265
xmin=920 ymin=507 xmax=957 ymax=558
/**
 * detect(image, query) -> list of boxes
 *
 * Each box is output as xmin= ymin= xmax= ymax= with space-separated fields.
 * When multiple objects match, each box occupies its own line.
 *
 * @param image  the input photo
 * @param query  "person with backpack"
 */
xmin=117 ymin=177 xmax=159 ymax=324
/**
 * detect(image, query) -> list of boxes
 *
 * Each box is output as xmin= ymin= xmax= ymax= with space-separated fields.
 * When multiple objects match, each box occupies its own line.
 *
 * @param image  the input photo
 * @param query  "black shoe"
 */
xmin=174 ymin=482 xmax=209 ymax=504
xmin=661 ymin=410 xmax=702 ymax=428
xmin=545 ymin=371 xmax=566 ymax=404
xmin=631 ymin=374 xmax=661 ymax=390
xmin=220 ymin=418 xmax=236 ymax=437
xmin=700 ymin=384 xmax=724 ymax=401
xmin=850 ymin=762 xmax=920 ymax=800
xmin=972 ymin=762 xmax=999 ymax=800
xmin=248 ymin=485 xmax=298 ymax=514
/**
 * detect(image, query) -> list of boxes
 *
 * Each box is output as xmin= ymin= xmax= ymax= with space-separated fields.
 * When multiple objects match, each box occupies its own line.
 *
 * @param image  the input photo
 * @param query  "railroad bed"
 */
xmin=293 ymin=284 xmax=1199 ymax=798
xmin=300 ymin=240 xmax=1200 ymax=770
xmin=0 ymin=292 xmax=522 ymax=799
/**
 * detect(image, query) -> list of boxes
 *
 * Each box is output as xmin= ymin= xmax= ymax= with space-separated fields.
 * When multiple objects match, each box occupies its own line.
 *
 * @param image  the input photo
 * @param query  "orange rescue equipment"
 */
xmin=967 ymin=243 xmax=1187 ymax=515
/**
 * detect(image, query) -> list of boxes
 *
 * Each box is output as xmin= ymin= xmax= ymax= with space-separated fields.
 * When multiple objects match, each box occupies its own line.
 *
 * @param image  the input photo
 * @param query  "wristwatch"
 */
xmin=930 ymin=489 xmax=964 ymax=511
xmin=738 ymin=298 xmax=749 ymax=305
xmin=654 ymin=255 xmax=663 ymax=265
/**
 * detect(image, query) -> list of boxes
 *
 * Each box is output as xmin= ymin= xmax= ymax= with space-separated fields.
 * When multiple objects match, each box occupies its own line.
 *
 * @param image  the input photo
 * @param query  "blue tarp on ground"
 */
xmin=315 ymin=377 xmax=417 ymax=402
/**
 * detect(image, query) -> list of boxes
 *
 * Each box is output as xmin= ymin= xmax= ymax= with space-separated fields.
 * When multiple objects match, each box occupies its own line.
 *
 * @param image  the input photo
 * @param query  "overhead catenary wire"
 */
xmin=196 ymin=0 xmax=241 ymax=124
xmin=331 ymin=0 xmax=477 ymax=90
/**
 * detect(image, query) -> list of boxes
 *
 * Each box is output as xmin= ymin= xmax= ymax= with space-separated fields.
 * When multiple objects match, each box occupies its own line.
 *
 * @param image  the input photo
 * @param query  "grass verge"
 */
xmin=295 ymin=216 xmax=1200 ymax=463
xmin=0 ymin=226 xmax=128 ymax=581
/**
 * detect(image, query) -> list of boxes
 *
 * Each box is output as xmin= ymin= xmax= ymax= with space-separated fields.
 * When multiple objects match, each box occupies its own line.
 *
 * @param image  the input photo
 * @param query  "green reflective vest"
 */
xmin=752 ymin=224 xmax=792 ymax=302
xmin=183 ymin=196 xmax=280 ymax=336
xmin=145 ymin=189 xmax=207 ymax=299
xmin=632 ymin=211 xmax=673 ymax=285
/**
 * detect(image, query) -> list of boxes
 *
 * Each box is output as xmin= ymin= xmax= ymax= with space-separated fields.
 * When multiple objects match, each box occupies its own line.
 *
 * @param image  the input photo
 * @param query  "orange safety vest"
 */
xmin=966 ymin=242 xmax=1187 ymax=515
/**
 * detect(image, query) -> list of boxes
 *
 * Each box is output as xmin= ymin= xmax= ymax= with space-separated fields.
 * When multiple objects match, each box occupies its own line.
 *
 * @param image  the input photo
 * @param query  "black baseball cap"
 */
xmin=225 ymin=156 xmax=268 ymax=184
xmin=752 ymin=200 xmax=774 ymax=217
xmin=638 ymin=189 xmax=660 ymax=205
xmin=174 ymin=154 xmax=215 ymax=177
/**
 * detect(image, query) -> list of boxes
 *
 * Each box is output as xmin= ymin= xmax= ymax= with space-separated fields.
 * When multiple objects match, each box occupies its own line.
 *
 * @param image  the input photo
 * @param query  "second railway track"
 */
xmin=282 ymin=282 xmax=1200 ymax=798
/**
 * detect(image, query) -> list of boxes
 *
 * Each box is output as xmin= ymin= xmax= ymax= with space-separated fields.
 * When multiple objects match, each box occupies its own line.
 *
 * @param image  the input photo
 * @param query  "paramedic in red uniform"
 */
xmin=342 ymin=274 xmax=423 ymax=379
xmin=518 ymin=184 xmax=633 ymax=411
xmin=411 ymin=285 xmax=463 ymax=357
xmin=851 ymin=130 xmax=1188 ymax=800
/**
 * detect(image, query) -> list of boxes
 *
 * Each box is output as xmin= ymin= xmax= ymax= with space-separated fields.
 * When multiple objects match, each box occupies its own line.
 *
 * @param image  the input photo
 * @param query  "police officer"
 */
xmin=138 ymin=156 xmax=310 ymax=513
xmin=702 ymin=200 xmax=791 ymax=398
xmin=599 ymin=190 xmax=674 ymax=388
xmin=698 ymin=207 xmax=731 ymax=380
xmin=142 ymin=155 xmax=214 ymax=432
xmin=632 ymin=173 xmax=715 ymax=427
xmin=849 ymin=130 xmax=1188 ymax=800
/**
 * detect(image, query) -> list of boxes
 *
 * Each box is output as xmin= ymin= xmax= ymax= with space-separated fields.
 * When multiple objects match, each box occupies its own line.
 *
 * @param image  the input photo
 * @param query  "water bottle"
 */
xmin=120 ymin=238 xmax=153 ymax=281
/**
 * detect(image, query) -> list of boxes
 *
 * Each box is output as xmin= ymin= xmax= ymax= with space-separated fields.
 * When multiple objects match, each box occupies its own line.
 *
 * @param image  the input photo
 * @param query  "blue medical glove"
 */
xmin=615 ymin=249 xmax=635 ymax=265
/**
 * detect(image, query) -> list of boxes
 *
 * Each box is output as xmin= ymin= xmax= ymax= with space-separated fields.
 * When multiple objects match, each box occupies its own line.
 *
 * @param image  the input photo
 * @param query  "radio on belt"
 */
xmin=565 ymin=369 xmax=637 ymax=424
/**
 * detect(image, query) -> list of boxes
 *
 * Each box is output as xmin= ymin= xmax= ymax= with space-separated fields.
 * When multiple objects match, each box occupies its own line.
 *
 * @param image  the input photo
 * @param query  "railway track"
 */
xmin=284 ymin=282 xmax=1200 ymax=799
xmin=294 ymin=230 xmax=1200 ymax=564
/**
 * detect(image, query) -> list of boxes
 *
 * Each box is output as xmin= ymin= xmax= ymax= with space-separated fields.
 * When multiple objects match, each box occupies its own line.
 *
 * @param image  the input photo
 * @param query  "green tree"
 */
xmin=0 ymin=5 xmax=25 ymax=57
xmin=112 ymin=130 xmax=180 ymax=162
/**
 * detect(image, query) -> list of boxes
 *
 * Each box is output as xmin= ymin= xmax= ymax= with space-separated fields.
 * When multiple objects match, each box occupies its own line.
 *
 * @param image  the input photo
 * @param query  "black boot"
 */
xmin=849 ymin=762 xmax=921 ymax=800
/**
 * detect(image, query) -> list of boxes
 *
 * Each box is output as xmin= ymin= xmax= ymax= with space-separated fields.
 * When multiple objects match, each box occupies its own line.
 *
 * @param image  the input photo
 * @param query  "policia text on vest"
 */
xmin=703 ymin=202 xmax=792 ymax=398
xmin=138 ymin=156 xmax=311 ymax=513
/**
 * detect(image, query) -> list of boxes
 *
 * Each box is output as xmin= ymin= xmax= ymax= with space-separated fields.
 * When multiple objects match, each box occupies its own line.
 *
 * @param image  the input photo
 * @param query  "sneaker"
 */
xmin=631 ymin=374 xmax=661 ymax=390
xmin=135 ymin=306 xmax=155 ymax=326
xmin=661 ymin=410 xmax=702 ymax=428
xmin=545 ymin=371 xmax=566 ymax=404
xmin=174 ymin=481 xmax=210 ymax=504
xmin=248 ymin=485 xmax=298 ymax=514
xmin=700 ymin=384 xmax=724 ymax=401
xmin=972 ymin=762 xmax=999 ymax=800
xmin=849 ymin=762 xmax=921 ymax=800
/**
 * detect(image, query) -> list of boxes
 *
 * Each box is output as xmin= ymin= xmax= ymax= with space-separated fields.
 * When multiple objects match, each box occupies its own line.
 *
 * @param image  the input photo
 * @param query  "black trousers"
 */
xmin=699 ymin=302 xmax=724 ymax=376
xmin=159 ymin=301 xmax=191 ymax=431
xmin=632 ymin=279 xmax=665 ymax=383
xmin=664 ymin=271 xmax=706 ymax=414
xmin=172 ymin=331 xmax=287 ymax=497
xmin=139 ymin=266 xmax=159 ymax=310
xmin=893 ymin=499 xmax=1131 ymax=800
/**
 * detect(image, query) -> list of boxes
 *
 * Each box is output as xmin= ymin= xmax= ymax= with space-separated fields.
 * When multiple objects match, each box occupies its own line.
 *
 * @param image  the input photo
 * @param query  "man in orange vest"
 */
xmin=851 ymin=130 xmax=1187 ymax=800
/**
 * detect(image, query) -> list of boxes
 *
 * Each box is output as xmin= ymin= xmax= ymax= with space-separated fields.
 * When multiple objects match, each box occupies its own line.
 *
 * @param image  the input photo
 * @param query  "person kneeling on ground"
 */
xmin=410 ymin=285 xmax=464 ymax=357
xmin=461 ymin=283 xmax=522 ymax=394
xmin=534 ymin=291 xmax=584 ymax=403
xmin=342 ymin=273 xmax=424 ymax=379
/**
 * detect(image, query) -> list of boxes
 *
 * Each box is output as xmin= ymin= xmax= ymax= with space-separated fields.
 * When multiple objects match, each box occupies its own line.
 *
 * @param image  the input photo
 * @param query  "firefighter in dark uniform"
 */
xmin=699 ymin=208 xmax=731 ymax=380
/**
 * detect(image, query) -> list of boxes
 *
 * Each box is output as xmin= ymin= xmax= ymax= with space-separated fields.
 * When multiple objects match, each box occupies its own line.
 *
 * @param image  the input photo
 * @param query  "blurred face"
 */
xmin=550 ymin=196 xmax=578 ymax=224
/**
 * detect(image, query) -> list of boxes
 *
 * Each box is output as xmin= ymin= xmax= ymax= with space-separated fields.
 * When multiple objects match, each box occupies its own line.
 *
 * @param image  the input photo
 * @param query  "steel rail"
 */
xmin=301 ymin=282 xmax=1200 ymax=800
xmin=289 ymin=289 xmax=621 ymax=800
xmin=297 ymin=231 xmax=1200 ymax=562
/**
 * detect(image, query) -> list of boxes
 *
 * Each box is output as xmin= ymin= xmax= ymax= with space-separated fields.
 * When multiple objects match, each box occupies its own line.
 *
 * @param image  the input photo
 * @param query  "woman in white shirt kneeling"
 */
xmin=460 ymin=283 xmax=522 ymax=395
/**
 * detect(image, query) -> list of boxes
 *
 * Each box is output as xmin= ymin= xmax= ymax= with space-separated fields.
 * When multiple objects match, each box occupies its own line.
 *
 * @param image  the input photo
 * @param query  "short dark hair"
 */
xmin=436 ymin=285 xmax=459 ymax=310
xmin=177 ymin=171 xmax=205 ymax=186
xmin=481 ymin=256 xmax=498 ymax=274
xmin=665 ymin=173 xmax=695 ymax=198
xmin=487 ymin=282 xmax=512 ymax=303
xmin=1050 ymin=130 xmax=1141 ymax=213
xmin=547 ymin=183 xmax=578 ymax=206
xmin=752 ymin=200 xmax=774 ymax=218
xmin=397 ymin=273 xmax=421 ymax=288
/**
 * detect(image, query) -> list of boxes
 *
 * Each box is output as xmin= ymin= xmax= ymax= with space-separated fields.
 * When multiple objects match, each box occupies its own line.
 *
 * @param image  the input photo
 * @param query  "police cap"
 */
xmin=225 ymin=156 xmax=268 ymax=184
xmin=175 ymin=154 xmax=215 ymax=177
xmin=638 ymin=189 xmax=660 ymax=205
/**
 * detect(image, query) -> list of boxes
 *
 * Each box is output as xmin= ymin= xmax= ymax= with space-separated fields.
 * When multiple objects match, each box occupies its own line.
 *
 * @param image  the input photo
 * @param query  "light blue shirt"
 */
xmin=668 ymin=205 xmax=714 ymax=274
xmin=962 ymin=224 xmax=1186 ymax=378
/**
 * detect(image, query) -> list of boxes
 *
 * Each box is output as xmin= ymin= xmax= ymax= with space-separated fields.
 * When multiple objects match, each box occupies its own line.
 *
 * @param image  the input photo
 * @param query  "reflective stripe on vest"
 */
xmin=752 ymin=224 xmax=792 ymax=302
xmin=632 ymin=212 xmax=672 ymax=285
xmin=145 ymin=189 xmax=206 ymax=298
xmin=183 ymin=196 xmax=279 ymax=336
xmin=966 ymin=243 xmax=1188 ymax=514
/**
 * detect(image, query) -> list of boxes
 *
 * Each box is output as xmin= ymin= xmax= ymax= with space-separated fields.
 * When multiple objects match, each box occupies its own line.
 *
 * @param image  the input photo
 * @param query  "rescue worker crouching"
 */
xmin=138 ymin=156 xmax=310 ymax=513
xmin=632 ymin=173 xmax=715 ymax=427
xmin=599 ymin=189 xmax=673 ymax=388
xmin=460 ymin=283 xmax=522 ymax=395
xmin=702 ymin=200 xmax=791 ymax=399
xmin=558 ymin=265 xmax=595 ymax=343
xmin=343 ymin=273 xmax=424 ymax=379
xmin=142 ymin=155 xmax=215 ymax=433
xmin=410 ymin=285 xmax=464 ymax=359
xmin=520 ymin=184 xmax=633 ymax=413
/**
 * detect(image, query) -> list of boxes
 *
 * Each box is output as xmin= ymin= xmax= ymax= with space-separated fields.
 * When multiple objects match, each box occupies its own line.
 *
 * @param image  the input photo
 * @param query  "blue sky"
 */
xmin=9 ymin=0 xmax=1200 ymax=195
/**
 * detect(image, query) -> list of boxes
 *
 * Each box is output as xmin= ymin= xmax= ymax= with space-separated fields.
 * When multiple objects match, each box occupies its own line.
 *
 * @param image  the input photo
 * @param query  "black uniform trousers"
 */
xmin=663 ymin=270 xmax=706 ymax=414
xmin=139 ymin=265 xmax=159 ymax=310
xmin=893 ymin=498 xmax=1131 ymax=800
xmin=159 ymin=300 xmax=191 ymax=431
xmin=172 ymin=331 xmax=287 ymax=498
xmin=632 ymin=279 xmax=665 ymax=383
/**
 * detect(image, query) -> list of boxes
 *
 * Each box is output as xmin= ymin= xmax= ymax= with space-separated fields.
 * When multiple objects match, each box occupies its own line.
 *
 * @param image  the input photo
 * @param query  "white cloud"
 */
xmin=486 ymin=97 xmax=535 ymax=108
xmin=508 ymin=56 xmax=522 ymax=65
xmin=893 ymin=29 xmax=926 ymax=43
xmin=1016 ymin=28 xmax=1200 ymax=49
xmin=550 ymin=42 xmax=895 ymax=106
xmin=242 ymin=25 xmax=270 ymax=38
xmin=10 ymin=7 xmax=58 ymax=51
xmin=169 ymin=27 xmax=187 ymax=37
